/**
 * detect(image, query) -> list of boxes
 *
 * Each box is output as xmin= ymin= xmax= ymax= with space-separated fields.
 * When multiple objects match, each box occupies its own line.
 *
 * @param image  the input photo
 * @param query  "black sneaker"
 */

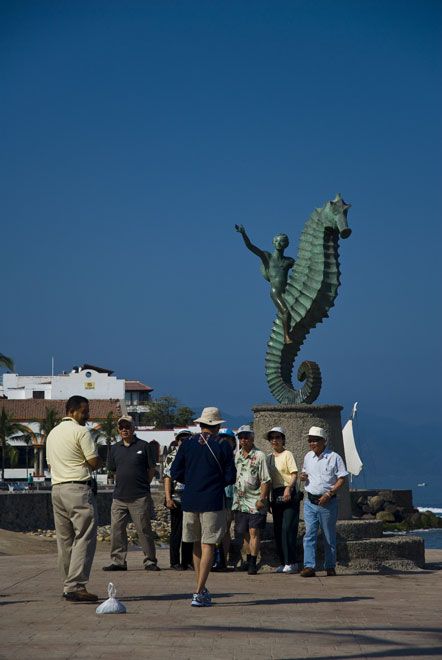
xmin=102 ymin=563 xmax=127 ymax=571
xmin=63 ymin=589 xmax=98 ymax=602
xmin=145 ymin=562 xmax=161 ymax=571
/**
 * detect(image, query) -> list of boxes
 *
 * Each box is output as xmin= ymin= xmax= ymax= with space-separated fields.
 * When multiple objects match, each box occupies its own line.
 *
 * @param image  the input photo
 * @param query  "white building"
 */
xmin=136 ymin=426 xmax=200 ymax=451
xmin=2 ymin=364 xmax=124 ymax=401
xmin=0 ymin=364 xmax=154 ymax=480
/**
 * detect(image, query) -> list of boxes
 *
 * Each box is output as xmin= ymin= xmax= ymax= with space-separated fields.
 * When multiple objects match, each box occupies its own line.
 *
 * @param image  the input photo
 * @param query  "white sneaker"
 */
xmin=275 ymin=565 xmax=285 ymax=573
xmin=282 ymin=564 xmax=297 ymax=573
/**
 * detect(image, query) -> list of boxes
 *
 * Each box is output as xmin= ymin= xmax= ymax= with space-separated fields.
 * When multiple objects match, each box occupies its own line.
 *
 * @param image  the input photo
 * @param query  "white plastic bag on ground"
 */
xmin=96 ymin=582 xmax=126 ymax=614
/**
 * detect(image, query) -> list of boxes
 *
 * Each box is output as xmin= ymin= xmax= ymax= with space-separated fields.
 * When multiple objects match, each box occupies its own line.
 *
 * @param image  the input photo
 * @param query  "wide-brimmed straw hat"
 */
xmin=194 ymin=407 xmax=225 ymax=426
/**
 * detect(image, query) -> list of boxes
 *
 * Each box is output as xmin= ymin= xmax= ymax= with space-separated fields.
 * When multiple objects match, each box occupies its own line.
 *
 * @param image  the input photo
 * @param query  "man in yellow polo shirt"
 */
xmin=46 ymin=395 xmax=102 ymax=602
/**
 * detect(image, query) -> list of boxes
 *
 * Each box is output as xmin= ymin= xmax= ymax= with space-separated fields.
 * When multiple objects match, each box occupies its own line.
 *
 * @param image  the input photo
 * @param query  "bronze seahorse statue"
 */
xmin=236 ymin=194 xmax=351 ymax=404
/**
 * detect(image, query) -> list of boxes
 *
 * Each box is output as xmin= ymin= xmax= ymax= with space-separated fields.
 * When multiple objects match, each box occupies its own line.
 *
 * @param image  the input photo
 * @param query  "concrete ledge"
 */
xmin=336 ymin=536 xmax=425 ymax=570
xmin=0 ymin=489 xmax=166 ymax=532
xmin=261 ymin=521 xmax=425 ymax=571
xmin=253 ymin=403 xmax=344 ymax=412
xmin=0 ymin=491 xmax=114 ymax=531
xmin=336 ymin=519 xmax=384 ymax=541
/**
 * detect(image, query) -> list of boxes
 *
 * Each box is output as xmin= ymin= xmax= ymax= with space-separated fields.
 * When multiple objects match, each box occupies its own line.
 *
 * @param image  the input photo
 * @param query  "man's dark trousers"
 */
xmin=169 ymin=502 xmax=193 ymax=567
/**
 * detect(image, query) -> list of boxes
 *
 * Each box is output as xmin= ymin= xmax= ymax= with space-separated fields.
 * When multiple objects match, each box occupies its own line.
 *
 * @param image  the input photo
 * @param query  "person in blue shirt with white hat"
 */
xmin=300 ymin=426 xmax=348 ymax=577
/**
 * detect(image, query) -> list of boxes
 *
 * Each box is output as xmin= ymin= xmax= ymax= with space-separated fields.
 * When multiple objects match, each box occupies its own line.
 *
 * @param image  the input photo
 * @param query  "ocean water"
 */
xmin=409 ymin=528 xmax=442 ymax=550
xmin=383 ymin=507 xmax=442 ymax=549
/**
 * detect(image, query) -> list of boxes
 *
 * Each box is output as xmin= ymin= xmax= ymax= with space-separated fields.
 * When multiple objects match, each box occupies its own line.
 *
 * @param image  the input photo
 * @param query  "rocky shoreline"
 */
xmin=352 ymin=489 xmax=442 ymax=531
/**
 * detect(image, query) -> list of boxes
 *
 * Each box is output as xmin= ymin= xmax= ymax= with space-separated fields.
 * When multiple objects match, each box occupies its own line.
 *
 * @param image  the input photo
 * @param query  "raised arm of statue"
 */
xmin=235 ymin=225 xmax=268 ymax=262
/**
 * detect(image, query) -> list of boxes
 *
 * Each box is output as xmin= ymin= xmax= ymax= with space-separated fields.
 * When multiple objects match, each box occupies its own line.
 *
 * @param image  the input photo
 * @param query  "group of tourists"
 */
xmin=46 ymin=396 xmax=348 ymax=607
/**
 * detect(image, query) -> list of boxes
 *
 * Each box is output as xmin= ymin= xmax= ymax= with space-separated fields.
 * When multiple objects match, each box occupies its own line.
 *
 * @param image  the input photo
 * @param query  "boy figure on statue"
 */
xmin=235 ymin=224 xmax=295 ymax=343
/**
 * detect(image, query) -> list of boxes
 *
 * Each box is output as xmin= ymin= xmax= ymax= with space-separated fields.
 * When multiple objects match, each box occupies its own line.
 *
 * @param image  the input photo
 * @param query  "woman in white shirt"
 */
xmin=265 ymin=426 xmax=300 ymax=574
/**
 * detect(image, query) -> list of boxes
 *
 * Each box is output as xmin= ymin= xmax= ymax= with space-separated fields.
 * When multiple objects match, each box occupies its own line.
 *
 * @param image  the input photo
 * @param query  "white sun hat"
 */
xmin=174 ymin=428 xmax=192 ymax=438
xmin=265 ymin=426 xmax=286 ymax=441
xmin=236 ymin=424 xmax=254 ymax=436
xmin=308 ymin=426 xmax=328 ymax=440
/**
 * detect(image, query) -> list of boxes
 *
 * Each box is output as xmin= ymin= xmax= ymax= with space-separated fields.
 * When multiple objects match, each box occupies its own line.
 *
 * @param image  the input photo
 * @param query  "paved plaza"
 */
xmin=0 ymin=538 xmax=441 ymax=660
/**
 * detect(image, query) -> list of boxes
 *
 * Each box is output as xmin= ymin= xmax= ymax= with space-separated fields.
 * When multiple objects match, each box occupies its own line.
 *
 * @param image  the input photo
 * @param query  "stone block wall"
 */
xmin=350 ymin=489 xmax=414 ymax=516
xmin=0 ymin=492 xmax=114 ymax=531
xmin=0 ymin=489 xmax=166 ymax=532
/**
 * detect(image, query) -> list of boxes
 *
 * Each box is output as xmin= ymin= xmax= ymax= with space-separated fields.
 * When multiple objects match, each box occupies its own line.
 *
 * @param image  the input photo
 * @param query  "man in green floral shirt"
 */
xmin=232 ymin=425 xmax=271 ymax=575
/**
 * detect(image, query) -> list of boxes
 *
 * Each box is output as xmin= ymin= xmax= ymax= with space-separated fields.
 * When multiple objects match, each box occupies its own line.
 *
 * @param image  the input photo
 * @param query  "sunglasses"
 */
xmin=118 ymin=424 xmax=132 ymax=430
xmin=308 ymin=438 xmax=324 ymax=443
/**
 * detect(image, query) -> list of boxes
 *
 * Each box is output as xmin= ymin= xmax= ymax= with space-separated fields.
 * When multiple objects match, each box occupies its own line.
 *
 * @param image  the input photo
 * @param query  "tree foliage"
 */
xmin=0 ymin=408 xmax=34 ymax=480
xmin=0 ymin=354 xmax=14 ymax=371
xmin=141 ymin=396 xmax=194 ymax=429
xmin=93 ymin=412 xmax=119 ymax=471
xmin=38 ymin=407 xmax=62 ymax=440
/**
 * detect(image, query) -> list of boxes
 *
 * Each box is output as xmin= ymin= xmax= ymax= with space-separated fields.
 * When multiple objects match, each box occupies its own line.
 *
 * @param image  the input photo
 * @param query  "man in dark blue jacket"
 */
xmin=171 ymin=406 xmax=236 ymax=607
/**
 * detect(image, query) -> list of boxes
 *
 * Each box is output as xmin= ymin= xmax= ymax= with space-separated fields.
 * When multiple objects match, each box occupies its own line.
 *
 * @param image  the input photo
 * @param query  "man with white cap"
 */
xmin=103 ymin=415 xmax=160 ymax=572
xmin=299 ymin=426 xmax=348 ymax=577
xmin=170 ymin=406 xmax=236 ymax=606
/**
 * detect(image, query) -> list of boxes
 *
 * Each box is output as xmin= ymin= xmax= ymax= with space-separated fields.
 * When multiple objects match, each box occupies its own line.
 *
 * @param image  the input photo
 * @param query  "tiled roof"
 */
xmin=0 ymin=399 xmax=123 ymax=421
xmin=125 ymin=380 xmax=153 ymax=392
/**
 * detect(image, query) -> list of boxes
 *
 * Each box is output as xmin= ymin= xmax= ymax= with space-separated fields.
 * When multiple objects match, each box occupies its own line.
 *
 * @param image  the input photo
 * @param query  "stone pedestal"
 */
xmin=252 ymin=403 xmax=351 ymax=520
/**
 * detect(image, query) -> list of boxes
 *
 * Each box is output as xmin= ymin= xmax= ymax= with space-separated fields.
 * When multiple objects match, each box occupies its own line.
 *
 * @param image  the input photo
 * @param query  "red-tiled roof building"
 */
xmin=0 ymin=398 xmax=123 ymax=422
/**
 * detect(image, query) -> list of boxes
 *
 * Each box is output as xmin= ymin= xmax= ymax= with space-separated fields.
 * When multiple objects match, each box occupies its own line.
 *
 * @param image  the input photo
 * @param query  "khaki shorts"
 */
xmin=183 ymin=510 xmax=227 ymax=544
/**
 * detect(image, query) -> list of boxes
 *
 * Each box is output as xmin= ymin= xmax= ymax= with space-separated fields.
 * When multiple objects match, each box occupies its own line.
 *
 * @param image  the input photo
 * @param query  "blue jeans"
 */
xmin=303 ymin=497 xmax=338 ymax=569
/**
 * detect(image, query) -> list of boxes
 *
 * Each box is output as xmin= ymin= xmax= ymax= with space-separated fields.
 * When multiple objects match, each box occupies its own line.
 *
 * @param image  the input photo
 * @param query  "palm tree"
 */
xmin=0 ymin=354 xmax=14 ymax=371
xmin=93 ymin=412 xmax=118 ymax=473
xmin=37 ymin=407 xmax=61 ymax=475
xmin=21 ymin=432 xmax=34 ymax=479
xmin=0 ymin=408 xmax=34 ymax=480
xmin=39 ymin=407 xmax=61 ymax=439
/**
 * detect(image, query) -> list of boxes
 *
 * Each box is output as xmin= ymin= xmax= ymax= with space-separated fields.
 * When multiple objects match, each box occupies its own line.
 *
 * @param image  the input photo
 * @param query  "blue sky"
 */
xmin=1 ymin=0 xmax=441 ymax=428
